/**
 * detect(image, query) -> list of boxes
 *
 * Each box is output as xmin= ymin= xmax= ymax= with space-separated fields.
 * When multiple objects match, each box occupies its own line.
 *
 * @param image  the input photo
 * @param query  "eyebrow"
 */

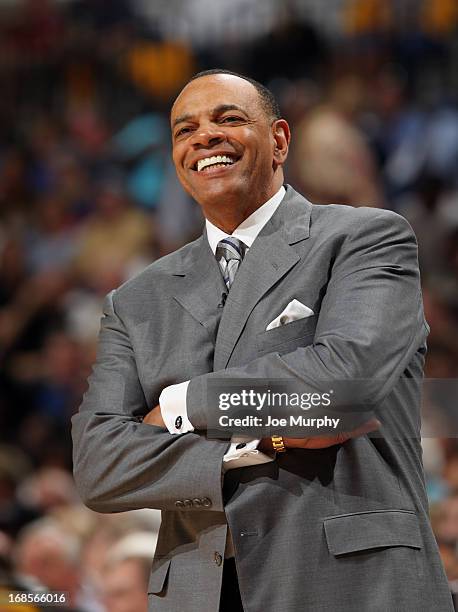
xmin=172 ymin=104 xmax=246 ymax=130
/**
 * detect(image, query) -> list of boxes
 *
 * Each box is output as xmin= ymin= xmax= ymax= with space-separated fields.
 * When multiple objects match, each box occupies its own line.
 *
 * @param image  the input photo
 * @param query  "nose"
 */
xmin=190 ymin=124 xmax=226 ymax=148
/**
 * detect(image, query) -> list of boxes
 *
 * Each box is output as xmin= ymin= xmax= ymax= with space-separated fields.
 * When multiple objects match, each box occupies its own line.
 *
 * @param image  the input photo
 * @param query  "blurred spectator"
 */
xmin=0 ymin=446 xmax=38 ymax=538
xmin=25 ymin=193 xmax=78 ymax=275
xmin=72 ymin=178 xmax=155 ymax=289
xmin=16 ymin=467 xmax=80 ymax=515
xmin=399 ymin=175 xmax=452 ymax=280
xmin=292 ymin=75 xmax=383 ymax=206
xmin=102 ymin=557 xmax=149 ymax=612
xmin=432 ymin=494 xmax=458 ymax=546
xmin=246 ymin=4 xmax=328 ymax=83
xmin=101 ymin=531 xmax=158 ymax=612
xmin=76 ymin=509 xmax=159 ymax=596
xmin=14 ymin=517 xmax=104 ymax=612
xmin=0 ymin=2 xmax=457 ymax=609
xmin=443 ymin=446 xmax=458 ymax=496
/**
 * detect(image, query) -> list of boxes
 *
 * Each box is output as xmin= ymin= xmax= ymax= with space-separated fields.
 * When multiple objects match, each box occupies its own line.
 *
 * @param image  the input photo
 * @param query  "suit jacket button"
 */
xmin=175 ymin=416 xmax=183 ymax=429
xmin=183 ymin=499 xmax=193 ymax=507
xmin=192 ymin=498 xmax=202 ymax=507
xmin=201 ymin=497 xmax=212 ymax=508
xmin=214 ymin=552 xmax=223 ymax=566
xmin=175 ymin=500 xmax=185 ymax=508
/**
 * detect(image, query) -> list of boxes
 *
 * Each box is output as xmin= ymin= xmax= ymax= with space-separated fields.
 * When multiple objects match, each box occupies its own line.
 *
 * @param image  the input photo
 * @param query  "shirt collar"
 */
xmin=205 ymin=185 xmax=286 ymax=255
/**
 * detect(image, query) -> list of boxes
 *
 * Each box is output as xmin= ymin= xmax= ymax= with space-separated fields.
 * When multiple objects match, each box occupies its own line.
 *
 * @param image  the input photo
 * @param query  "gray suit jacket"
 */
xmin=72 ymin=185 xmax=453 ymax=612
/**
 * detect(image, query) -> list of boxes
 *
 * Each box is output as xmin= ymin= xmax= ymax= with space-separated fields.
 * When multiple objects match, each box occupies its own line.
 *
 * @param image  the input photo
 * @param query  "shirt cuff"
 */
xmin=222 ymin=437 xmax=275 ymax=472
xmin=159 ymin=381 xmax=194 ymax=434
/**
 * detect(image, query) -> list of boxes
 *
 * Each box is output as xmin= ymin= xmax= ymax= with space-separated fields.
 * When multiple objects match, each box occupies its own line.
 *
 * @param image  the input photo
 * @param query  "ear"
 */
xmin=272 ymin=119 xmax=290 ymax=168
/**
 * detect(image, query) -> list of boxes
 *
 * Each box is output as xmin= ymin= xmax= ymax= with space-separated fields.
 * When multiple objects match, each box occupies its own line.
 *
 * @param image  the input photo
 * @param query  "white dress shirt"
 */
xmin=160 ymin=185 xmax=286 ymax=470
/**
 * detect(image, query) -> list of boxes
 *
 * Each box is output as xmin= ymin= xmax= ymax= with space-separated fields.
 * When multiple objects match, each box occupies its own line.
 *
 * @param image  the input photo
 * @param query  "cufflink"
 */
xmin=236 ymin=443 xmax=246 ymax=450
xmin=175 ymin=416 xmax=183 ymax=429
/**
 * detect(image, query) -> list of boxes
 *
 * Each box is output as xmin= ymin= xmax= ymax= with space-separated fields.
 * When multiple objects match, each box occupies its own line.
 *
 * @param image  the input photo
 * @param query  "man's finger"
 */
xmin=334 ymin=418 xmax=381 ymax=444
xmin=345 ymin=418 xmax=381 ymax=439
xmin=284 ymin=418 xmax=381 ymax=449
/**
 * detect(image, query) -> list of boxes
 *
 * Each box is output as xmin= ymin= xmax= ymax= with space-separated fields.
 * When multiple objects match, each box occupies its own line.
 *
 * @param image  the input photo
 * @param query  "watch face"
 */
xmin=272 ymin=436 xmax=286 ymax=452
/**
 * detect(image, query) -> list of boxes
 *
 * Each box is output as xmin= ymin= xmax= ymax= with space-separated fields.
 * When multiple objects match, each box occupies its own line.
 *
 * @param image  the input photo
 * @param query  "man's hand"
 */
xmin=258 ymin=418 xmax=380 ymax=452
xmin=143 ymin=404 xmax=166 ymax=428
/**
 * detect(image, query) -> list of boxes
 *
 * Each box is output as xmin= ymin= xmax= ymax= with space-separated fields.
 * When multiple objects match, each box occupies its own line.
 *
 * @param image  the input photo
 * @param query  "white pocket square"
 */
xmin=266 ymin=299 xmax=314 ymax=331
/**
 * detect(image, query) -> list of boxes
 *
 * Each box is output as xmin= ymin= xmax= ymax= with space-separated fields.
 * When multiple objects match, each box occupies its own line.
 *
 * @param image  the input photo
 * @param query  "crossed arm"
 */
xmin=142 ymin=403 xmax=380 ymax=450
xmin=71 ymin=210 xmax=425 ymax=514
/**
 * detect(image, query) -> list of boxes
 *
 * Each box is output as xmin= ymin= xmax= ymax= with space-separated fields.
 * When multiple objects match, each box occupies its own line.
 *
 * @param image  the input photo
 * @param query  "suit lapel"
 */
xmin=214 ymin=185 xmax=312 ymax=370
xmin=172 ymin=233 xmax=227 ymax=333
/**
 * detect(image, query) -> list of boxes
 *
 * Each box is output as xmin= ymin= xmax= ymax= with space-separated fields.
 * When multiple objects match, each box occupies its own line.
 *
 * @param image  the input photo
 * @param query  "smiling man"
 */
xmin=170 ymin=73 xmax=289 ymax=234
xmin=72 ymin=70 xmax=453 ymax=611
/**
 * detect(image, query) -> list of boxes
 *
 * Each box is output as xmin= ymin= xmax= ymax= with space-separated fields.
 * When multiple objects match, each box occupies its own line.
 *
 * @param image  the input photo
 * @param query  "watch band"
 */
xmin=271 ymin=435 xmax=286 ymax=453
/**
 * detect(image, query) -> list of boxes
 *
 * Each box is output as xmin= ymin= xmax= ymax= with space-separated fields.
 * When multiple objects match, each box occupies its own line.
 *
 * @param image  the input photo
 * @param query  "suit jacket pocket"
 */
xmin=147 ymin=558 xmax=171 ymax=594
xmin=323 ymin=509 xmax=422 ymax=556
xmin=257 ymin=315 xmax=317 ymax=354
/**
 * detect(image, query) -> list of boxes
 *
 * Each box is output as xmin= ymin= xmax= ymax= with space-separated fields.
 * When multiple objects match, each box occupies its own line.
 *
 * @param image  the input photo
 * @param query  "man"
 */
xmin=102 ymin=532 xmax=158 ymax=612
xmin=72 ymin=70 xmax=453 ymax=611
xmin=14 ymin=517 xmax=103 ymax=612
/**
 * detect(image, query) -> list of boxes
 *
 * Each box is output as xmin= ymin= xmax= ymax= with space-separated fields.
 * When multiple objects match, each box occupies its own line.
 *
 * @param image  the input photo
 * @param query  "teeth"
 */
xmin=197 ymin=155 xmax=235 ymax=172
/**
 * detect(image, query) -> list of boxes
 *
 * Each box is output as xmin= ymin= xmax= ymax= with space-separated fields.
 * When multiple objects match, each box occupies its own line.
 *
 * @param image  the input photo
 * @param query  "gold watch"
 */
xmin=271 ymin=435 xmax=286 ymax=453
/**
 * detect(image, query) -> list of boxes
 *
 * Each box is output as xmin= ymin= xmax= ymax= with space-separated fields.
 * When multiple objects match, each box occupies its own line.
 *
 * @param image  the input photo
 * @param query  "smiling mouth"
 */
xmin=193 ymin=155 xmax=239 ymax=172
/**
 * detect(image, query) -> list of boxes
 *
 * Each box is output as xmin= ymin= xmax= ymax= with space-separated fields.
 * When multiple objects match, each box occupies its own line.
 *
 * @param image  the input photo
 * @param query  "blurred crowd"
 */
xmin=0 ymin=0 xmax=457 ymax=610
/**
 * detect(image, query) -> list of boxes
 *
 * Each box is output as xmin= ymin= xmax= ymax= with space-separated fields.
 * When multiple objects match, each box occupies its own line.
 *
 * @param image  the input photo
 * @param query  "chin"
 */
xmin=193 ymin=180 xmax=240 ymax=204
xmin=213 ymin=175 xmax=248 ymax=192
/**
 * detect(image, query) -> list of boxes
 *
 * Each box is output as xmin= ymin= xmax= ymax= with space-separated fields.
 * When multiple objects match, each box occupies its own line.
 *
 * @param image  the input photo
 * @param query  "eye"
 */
xmin=175 ymin=126 xmax=193 ymax=138
xmin=220 ymin=115 xmax=243 ymax=123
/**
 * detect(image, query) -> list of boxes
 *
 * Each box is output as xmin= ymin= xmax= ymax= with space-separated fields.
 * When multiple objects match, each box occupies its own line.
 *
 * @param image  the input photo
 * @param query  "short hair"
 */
xmin=186 ymin=69 xmax=281 ymax=121
xmin=15 ymin=518 xmax=81 ymax=567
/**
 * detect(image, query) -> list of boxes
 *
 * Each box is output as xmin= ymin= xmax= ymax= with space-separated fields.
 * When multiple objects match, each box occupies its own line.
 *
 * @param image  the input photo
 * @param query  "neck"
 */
xmin=204 ymin=203 xmax=260 ymax=234
xmin=201 ymin=176 xmax=283 ymax=233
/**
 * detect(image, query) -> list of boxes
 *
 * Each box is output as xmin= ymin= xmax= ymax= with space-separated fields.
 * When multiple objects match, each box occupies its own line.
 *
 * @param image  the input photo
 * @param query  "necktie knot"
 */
xmin=216 ymin=237 xmax=247 ymax=262
xmin=216 ymin=237 xmax=247 ymax=290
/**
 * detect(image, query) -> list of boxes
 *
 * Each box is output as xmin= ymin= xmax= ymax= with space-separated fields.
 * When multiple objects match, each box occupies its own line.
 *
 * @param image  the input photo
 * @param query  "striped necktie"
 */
xmin=215 ymin=237 xmax=248 ymax=290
